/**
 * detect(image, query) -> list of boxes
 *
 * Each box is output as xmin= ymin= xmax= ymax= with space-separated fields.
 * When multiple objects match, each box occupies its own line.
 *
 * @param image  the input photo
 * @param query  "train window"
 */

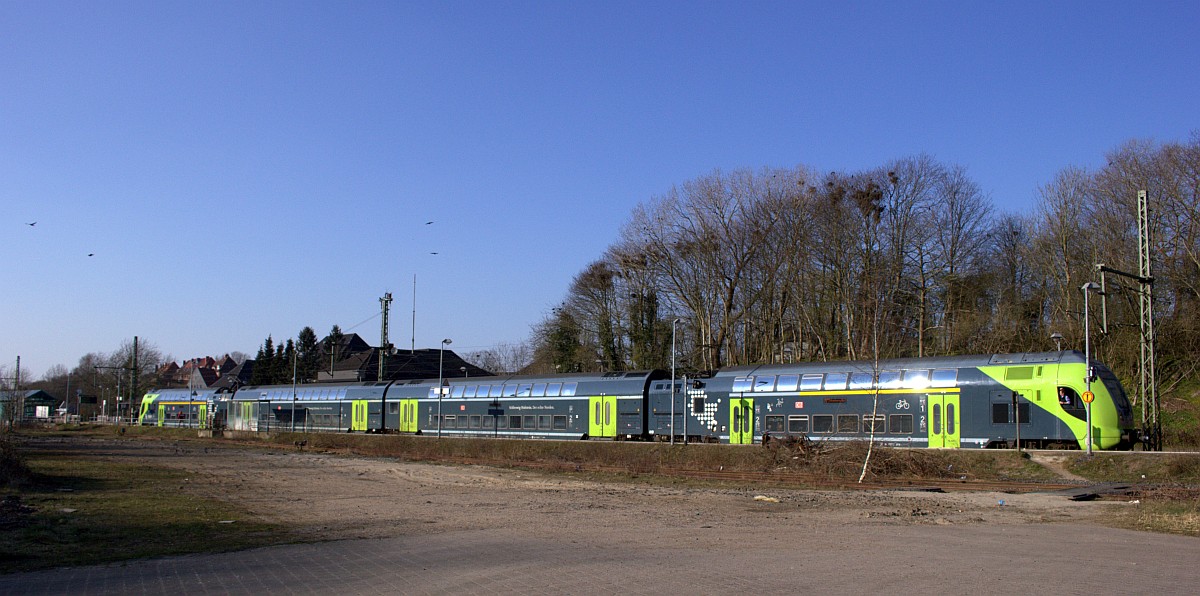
xmin=483 ymin=416 xmax=494 ymax=429
xmin=864 ymin=415 xmax=886 ymax=433
xmin=389 ymin=403 xmax=398 ymax=414
xmin=754 ymin=376 xmax=776 ymax=392
xmin=693 ymin=396 xmax=705 ymax=414
xmin=765 ymin=415 xmax=785 ymax=432
xmin=509 ymin=415 xmax=522 ymax=429
xmin=546 ymin=383 xmax=562 ymax=396
xmin=946 ymin=404 xmax=956 ymax=434
xmin=878 ymin=371 xmax=902 ymax=389
xmin=903 ymin=370 xmax=930 ymax=388
xmin=503 ymin=384 xmax=518 ymax=397
xmin=428 ymin=387 xmax=440 ymax=399
xmin=490 ymin=385 xmax=503 ymax=397
xmin=932 ymin=406 xmax=942 ymax=434
xmin=532 ymin=383 xmax=547 ymax=397
xmin=470 ymin=415 xmax=481 ymax=428
xmin=562 ymin=383 xmax=578 ymax=397
xmin=812 ymin=415 xmax=834 ymax=433
xmin=800 ymin=374 xmax=823 ymax=391
xmin=777 ymin=375 xmax=800 ymax=392
xmin=497 ymin=416 xmax=507 ymax=429
xmin=553 ymin=415 xmax=567 ymax=430
xmin=889 ymin=414 xmax=913 ymax=433
xmin=823 ymin=373 xmax=848 ymax=390
xmin=788 ymin=415 xmax=809 ymax=433
xmin=848 ymin=373 xmax=873 ymax=390
xmin=1016 ymin=403 xmax=1031 ymax=424
xmin=524 ymin=415 xmax=537 ymax=429
xmin=464 ymin=386 xmax=477 ymax=398
xmin=838 ymin=415 xmax=860 ymax=433
xmin=452 ymin=386 xmax=465 ymax=398
xmin=930 ymin=369 xmax=958 ymax=388
xmin=538 ymin=415 xmax=551 ymax=429
xmin=517 ymin=384 xmax=533 ymax=397
xmin=444 ymin=415 xmax=456 ymax=428
xmin=991 ymin=403 xmax=1009 ymax=424
xmin=732 ymin=377 xmax=753 ymax=393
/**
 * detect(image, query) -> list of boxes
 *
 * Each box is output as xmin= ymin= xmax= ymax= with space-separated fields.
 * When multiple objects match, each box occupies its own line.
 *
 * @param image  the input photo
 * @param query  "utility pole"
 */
xmin=1094 ymin=190 xmax=1160 ymax=450
xmin=131 ymin=336 xmax=139 ymax=419
xmin=379 ymin=292 xmax=393 ymax=380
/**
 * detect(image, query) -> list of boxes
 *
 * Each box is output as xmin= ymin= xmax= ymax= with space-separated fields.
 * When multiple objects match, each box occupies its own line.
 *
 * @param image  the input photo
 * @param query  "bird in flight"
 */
xmin=425 ymin=221 xmax=434 ymax=225
xmin=429 ymin=252 xmax=439 ymax=255
xmin=26 ymin=222 xmax=36 ymax=226
xmin=87 ymin=253 xmax=95 ymax=257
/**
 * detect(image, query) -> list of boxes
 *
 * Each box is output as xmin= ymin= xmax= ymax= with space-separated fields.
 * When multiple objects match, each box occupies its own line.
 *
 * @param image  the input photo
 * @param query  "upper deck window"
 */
xmin=532 ymin=383 xmax=547 ymax=397
xmin=546 ymin=383 xmax=562 ymax=397
xmin=517 ymin=383 xmax=533 ymax=397
xmin=903 ymin=369 xmax=930 ymax=389
xmin=800 ymin=374 xmax=823 ymax=391
xmin=463 ymin=386 xmax=477 ymax=398
xmin=451 ymin=386 xmax=465 ymax=398
xmin=878 ymin=371 xmax=902 ymax=389
xmin=561 ymin=382 xmax=578 ymax=397
xmin=849 ymin=372 xmax=873 ymax=390
xmin=776 ymin=374 xmax=800 ymax=392
xmin=824 ymin=373 xmax=848 ymax=390
xmin=753 ymin=376 xmax=777 ymax=392
xmin=930 ymin=369 xmax=958 ymax=388
xmin=732 ymin=377 xmax=753 ymax=393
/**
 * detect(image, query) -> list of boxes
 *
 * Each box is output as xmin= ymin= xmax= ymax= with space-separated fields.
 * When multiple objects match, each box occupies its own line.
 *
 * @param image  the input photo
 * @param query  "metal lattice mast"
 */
xmin=1137 ymin=190 xmax=1161 ymax=450
xmin=379 ymin=292 xmax=393 ymax=380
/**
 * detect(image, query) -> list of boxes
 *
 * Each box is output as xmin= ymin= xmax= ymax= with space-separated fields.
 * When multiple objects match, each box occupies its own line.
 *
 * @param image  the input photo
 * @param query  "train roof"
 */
xmin=224 ymin=370 xmax=668 ymax=397
xmin=715 ymin=351 xmax=1089 ymax=378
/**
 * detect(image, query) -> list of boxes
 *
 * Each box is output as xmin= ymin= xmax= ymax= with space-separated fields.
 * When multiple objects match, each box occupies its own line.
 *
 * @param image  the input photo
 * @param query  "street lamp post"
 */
xmin=671 ymin=318 xmax=681 ymax=445
xmin=291 ymin=345 xmax=298 ymax=432
xmin=1082 ymin=282 xmax=1102 ymax=455
xmin=437 ymin=338 xmax=452 ymax=438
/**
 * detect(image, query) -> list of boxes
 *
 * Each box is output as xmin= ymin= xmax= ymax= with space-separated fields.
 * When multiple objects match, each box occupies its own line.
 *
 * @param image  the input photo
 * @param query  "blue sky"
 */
xmin=3 ymin=1 xmax=1197 ymax=378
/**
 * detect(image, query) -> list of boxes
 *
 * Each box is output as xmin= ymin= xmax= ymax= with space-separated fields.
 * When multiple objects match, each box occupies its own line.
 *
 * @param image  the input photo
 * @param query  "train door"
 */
xmin=198 ymin=403 xmax=208 ymax=429
xmin=398 ymin=399 xmax=418 ymax=433
xmin=156 ymin=403 xmax=165 ymax=427
xmin=729 ymin=397 xmax=754 ymax=444
xmin=351 ymin=400 xmax=369 ymax=432
xmin=257 ymin=400 xmax=272 ymax=432
xmin=928 ymin=393 xmax=960 ymax=448
xmin=589 ymin=395 xmax=617 ymax=438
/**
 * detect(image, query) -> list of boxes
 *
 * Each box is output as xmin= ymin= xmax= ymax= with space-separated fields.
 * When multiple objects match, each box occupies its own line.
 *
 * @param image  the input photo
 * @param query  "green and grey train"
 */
xmin=138 ymin=350 xmax=1141 ymax=450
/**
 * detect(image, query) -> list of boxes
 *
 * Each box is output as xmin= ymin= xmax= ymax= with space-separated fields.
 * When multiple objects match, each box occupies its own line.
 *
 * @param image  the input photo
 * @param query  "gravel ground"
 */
xmin=7 ymin=435 xmax=1200 ymax=595
xmin=43 ymin=436 xmax=1123 ymax=540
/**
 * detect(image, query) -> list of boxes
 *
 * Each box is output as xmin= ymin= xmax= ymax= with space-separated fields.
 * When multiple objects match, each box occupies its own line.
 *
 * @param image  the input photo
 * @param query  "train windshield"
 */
xmin=1097 ymin=368 xmax=1133 ymax=419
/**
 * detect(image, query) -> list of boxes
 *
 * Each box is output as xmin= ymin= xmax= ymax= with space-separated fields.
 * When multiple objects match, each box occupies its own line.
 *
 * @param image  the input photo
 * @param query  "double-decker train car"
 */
xmin=137 ymin=388 xmax=222 ymax=429
xmin=220 ymin=371 xmax=668 ymax=439
xmin=667 ymin=350 xmax=1137 ymax=449
xmin=139 ymin=350 xmax=1140 ymax=449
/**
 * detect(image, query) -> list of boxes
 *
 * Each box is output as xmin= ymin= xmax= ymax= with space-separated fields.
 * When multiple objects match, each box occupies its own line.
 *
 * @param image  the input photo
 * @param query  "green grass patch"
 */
xmin=0 ymin=441 xmax=290 ymax=574
xmin=1066 ymin=452 xmax=1200 ymax=484
xmin=1106 ymin=498 xmax=1200 ymax=537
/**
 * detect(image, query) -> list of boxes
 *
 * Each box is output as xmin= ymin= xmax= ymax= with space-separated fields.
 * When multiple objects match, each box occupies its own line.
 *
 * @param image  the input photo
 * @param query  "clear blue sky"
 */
xmin=3 ymin=1 xmax=1197 ymax=378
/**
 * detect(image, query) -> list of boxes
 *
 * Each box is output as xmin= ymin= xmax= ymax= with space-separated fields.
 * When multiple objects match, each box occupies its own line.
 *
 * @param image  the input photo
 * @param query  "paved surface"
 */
xmin=2 ymin=522 xmax=1198 ymax=595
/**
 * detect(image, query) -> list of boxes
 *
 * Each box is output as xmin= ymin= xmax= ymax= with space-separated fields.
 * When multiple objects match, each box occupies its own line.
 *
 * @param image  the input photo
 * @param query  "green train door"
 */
xmin=729 ymin=397 xmax=754 ymax=444
xmin=928 ymin=393 xmax=960 ymax=448
xmin=398 ymin=399 xmax=418 ymax=433
xmin=589 ymin=395 xmax=617 ymax=438
xmin=197 ymin=403 xmax=208 ymax=429
xmin=156 ymin=403 xmax=165 ymax=427
xmin=351 ymin=400 xmax=369 ymax=432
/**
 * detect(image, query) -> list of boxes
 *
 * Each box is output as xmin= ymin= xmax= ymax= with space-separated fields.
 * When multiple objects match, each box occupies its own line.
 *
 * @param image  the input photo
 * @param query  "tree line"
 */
xmin=523 ymin=135 xmax=1200 ymax=411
